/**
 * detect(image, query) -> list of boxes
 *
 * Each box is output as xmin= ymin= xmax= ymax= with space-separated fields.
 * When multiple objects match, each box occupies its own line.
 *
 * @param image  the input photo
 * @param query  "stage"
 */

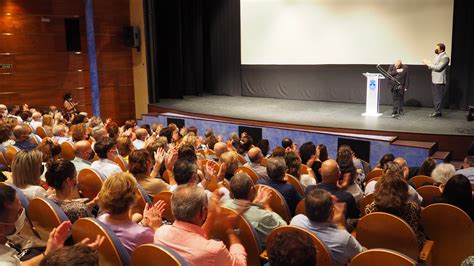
xmin=150 ymin=95 xmax=473 ymax=136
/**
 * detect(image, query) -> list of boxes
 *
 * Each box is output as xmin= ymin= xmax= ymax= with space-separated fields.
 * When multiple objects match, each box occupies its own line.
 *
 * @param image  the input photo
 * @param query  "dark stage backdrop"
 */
xmin=145 ymin=0 xmax=474 ymax=110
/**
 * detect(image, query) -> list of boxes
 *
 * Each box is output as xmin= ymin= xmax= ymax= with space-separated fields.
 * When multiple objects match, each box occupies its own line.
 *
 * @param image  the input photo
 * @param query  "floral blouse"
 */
xmin=48 ymin=195 xmax=94 ymax=223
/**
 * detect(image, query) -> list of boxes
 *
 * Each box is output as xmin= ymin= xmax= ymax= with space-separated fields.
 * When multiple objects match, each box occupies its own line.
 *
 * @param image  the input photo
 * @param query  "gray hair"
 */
xmin=431 ymin=163 xmax=456 ymax=184
xmin=53 ymin=124 xmax=67 ymax=136
xmin=171 ymin=185 xmax=207 ymax=223
xmin=267 ymin=157 xmax=286 ymax=180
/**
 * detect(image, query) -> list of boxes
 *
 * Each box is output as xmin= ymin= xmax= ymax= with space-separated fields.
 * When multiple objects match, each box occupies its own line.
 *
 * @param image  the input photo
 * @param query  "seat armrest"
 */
xmin=419 ymin=240 xmax=434 ymax=263
xmin=260 ymin=250 xmax=269 ymax=261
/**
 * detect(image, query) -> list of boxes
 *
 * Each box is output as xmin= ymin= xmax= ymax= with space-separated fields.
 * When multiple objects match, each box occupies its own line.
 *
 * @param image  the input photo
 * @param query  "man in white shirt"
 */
xmin=132 ymin=128 xmax=148 ymax=150
xmin=91 ymin=137 xmax=122 ymax=180
xmin=72 ymin=140 xmax=93 ymax=173
xmin=244 ymin=147 xmax=269 ymax=180
xmin=29 ymin=112 xmax=43 ymax=132
xmin=52 ymin=124 xmax=72 ymax=145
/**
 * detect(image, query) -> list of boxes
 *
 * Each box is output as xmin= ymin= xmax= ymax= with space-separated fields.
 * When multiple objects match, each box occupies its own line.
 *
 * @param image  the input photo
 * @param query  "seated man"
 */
xmin=306 ymin=159 xmax=359 ymax=218
xmin=154 ymin=185 xmax=247 ymax=266
xmin=72 ymin=140 xmax=93 ymax=173
xmin=291 ymin=189 xmax=365 ymax=266
xmin=12 ymin=125 xmax=36 ymax=151
xmin=456 ymin=155 xmax=474 ymax=182
xmin=223 ymin=172 xmax=287 ymax=246
xmin=91 ymin=137 xmax=122 ymax=180
xmin=52 ymin=124 xmax=72 ymax=145
xmin=132 ymin=128 xmax=148 ymax=150
xmin=29 ymin=112 xmax=43 ymax=132
xmin=207 ymin=142 xmax=228 ymax=162
xmin=244 ymin=147 xmax=269 ymax=181
xmin=257 ymin=157 xmax=302 ymax=216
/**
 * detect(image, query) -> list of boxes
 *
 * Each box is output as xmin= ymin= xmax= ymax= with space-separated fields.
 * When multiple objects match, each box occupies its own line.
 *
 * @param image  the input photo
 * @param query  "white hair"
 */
xmin=431 ymin=163 xmax=456 ymax=184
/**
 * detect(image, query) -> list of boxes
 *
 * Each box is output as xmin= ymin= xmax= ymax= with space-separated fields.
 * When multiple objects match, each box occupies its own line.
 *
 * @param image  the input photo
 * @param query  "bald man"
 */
xmin=72 ymin=140 xmax=93 ymax=172
xmin=305 ymin=159 xmax=359 ymax=218
xmin=133 ymin=128 xmax=148 ymax=150
xmin=387 ymin=59 xmax=409 ymax=117
xmin=208 ymin=142 xmax=228 ymax=162
xmin=13 ymin=125 xmax=36 ymax=151
xmin=244 ymin=147 xmax=269 ymax=180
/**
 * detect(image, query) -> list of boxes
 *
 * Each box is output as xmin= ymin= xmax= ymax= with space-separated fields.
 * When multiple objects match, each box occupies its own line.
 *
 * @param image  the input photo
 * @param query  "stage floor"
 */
xmin=151 ymin=95 xmax=474 ymax=136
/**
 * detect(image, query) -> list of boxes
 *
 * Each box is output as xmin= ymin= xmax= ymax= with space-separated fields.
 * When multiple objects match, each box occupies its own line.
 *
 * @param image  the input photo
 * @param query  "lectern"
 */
xmin=362 ymin=72 xmax=385 ymax=117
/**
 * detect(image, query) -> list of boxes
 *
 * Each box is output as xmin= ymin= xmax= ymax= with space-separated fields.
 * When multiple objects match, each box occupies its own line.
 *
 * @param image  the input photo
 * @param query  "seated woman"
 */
xmin=97 ymin=172 xmax=165 ymax=254
xmin=337 ymin=149 xmax=364 ymax=203
xmin=431 ymin=163 xmax=456 ymax=186
xmin=365 ymin=162 xmax=426 ymax=248
xmin=129 ymin=149 xmax=169 ymax=197
xmin=11 ymin=149 xmax=47 ymax=200
xmin=285 ymin=151 xmax=316 ymax=187
xmin=45 ymin=160 xmax=95 ymax=223
xmin=116 ymin=135 xmax=134 ymax=163
xmin=434 ymin=174 xmax=474 ymax=220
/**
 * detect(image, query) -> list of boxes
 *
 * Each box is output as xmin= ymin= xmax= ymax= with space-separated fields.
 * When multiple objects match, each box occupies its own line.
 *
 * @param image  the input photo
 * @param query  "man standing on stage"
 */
xmin=423 ymin=43 xmax=450 ymax=117
xmin=388 ymin=59 xmax=408 ymax=117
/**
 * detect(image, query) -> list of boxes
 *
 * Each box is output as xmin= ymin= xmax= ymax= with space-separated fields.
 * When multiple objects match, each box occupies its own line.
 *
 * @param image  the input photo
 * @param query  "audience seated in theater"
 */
xmin=91 ymin=137 xmax=122 ymax=180
xmin=52 ymin=124 xmax=71 ymax=145
xmin=7 ymin=105 xmax=23 ymax=123
xmin=364 ymin=163 xmax=426 ymax=248
xmin=129 ymin=149 xmax=169 ymax=197
xmin=281 ymin=137 xmax=296 ymax=152
xmin=219 ymin=151 xmax=240 ymax=181
xmin=154 ymin=184 xmax=247 ymax=266
xmin=204 ymin=129 xmax=218 ymax=150
xmin=105 ymin=122 xmax=120 ymax=141
xmin=0 ymin=125 xmax=14 ymax=150
xmin=30 ymin=112 xmax=43 ymax=132
xmin=291 ymin=189 xmax=364 ymax=265
xmin=256 ymin=139 xmax=270 ymax=158
xmin=97 ymin=172 xmax=165 ymax=254
xmin=374 ymin=153 xmax=395 ymax=170
xmin=433 ymin=174 xmax=474 ymax=220
xmin=271 ymin=146 xmax=286 ymax=158
xmin=223 ymin=172 xmax=287 ymax=246
xmin=91 ymin=125 xmax=108 ymax=143
xmin=244 ymin=147 xmax=269 ymax=181
xmin=365 ymin=158 xmax=423 ymax=205
xmin=13 ymin=125 xmax=36 ymax=151
xmin=285 ymin=151 xmax=316 ymax=187
xmin=268 ymin=229 xmax=317 ymax=266
xmin=0 ymin=185 xmax=78 ymax=266
xmin=237 ymin=135 xmax=253 ymax=162
xmin=336 ymin=150 xmax=364 ymax=203
xmin=45 ymin=160 xmax=95 ymax=223
xmin=456 ymin=155 xmax=474 ymax=182
xmin=338 ymin=145 xmax=366 ymax=176
xmin=257 ymin=157 xmax=302 ymax=216
xmin=37 ymin=138 xmax=62 ymax=164
xmin=306 ymin=159 xmax=359 ymax=219
xmin=10 ymin=149 xmax=47 ymax=200
xmin=208 ymin=142 xmax=228 ymax=162
xmin=416 ymin=157 xmax=437 ymax=177
xmin=159 ymin=127 xmax=173 ymax=146
xmin=41 ymin=114 xmax=54 ymax=135
xmin=168 ymin=123 xmax=182 ymax=146
xmin=116 ymin=135 xmax=134 ymax=163
xmin=431 ymin=163 xmax=456 ymax=186
xmin=70 ymin=123 xmax=88 ymax=143
xmin=40 ymin=244 xmax=99 ymax=266
xmin=133 ymin=128 xmax=148 ymax=150
xmin=72 ymin=140 xmax=93 ymax=173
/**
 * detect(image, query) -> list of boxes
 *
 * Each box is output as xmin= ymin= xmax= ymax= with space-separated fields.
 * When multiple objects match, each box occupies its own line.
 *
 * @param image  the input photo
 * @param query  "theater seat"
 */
xmin=235 ymin=166 xmax=260 ymax=184
xmin=77 ymin=168 xmax=103 ymax=199
xmin=409 ymin=175 xmax=434 ymax=188
xmin=349 ymin=248 xmax=417 ymax=266
xmin=60 ymin=141 xmax=75 ymax=161
xmin=153 ymin=191 xmax=174 ymax=223
xmin=359 ymin=193 xmax=375 ymax=216
xmin=36 ymin=126 xmax=50 ymax=139
xmin=28 ymin=197 xmax=69 ymax=240
xmin=114 ymin=154 xmax=128 ymax=172
xmin=255 ymin=184 xmax=291 ymax=223
xmin=5 ymin=145 xmax=19 ymax=168
xmin=133 ymin=183 xmax=153 ymax=215
xmin=265 ymin=226 xmax=333 ymax=266
xmin=365 ymin=169 xmax=382 ymax=185
xmin=421 ymin=203 xmax=474 ymax=266
xmin=416 ymin=185 xmax=441 ymax=207
xmin=285 ymin=174 xmax=304 ymax=196
xmin=356 ymin=212 xmax=434 ymax=264
xmin=72 ymin=218 xmax=130 ymax=266
xmin=131 ymin=244 xmax=189 ymax=266
xmin=295 ymin=199 xmax=306 ymax=215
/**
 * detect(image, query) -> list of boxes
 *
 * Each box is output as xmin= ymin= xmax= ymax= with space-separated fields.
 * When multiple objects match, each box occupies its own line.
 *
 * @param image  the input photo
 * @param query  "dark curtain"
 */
xmin=449 ymin=0 xmax=474 ymax=110
xmin=144 ymin=0 xmax=241 ymax=101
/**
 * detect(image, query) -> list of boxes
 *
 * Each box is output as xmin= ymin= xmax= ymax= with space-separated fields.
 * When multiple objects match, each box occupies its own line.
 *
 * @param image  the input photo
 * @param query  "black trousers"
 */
xmin=432 ymin=83 xmax=446 ymax=114
xmin=392 ymin=87 xmax=404 ymax=114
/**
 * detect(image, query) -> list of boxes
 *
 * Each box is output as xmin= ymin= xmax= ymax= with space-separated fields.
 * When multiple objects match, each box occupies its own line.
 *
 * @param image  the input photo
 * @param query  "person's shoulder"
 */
xmin=290 ymin=214 xmax=309 ymax=225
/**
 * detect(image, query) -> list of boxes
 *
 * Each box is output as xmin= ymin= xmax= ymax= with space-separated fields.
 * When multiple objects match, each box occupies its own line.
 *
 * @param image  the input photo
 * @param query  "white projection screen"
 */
xmin=241 ymin=0 xmax=454 ymax=65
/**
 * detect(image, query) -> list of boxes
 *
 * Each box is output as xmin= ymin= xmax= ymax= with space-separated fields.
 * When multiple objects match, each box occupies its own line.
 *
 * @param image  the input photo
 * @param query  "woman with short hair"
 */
xmin=11 ymin=149 xmax=47 ymax=200
xmin=128 ymin=149 xmax=169 ymax=197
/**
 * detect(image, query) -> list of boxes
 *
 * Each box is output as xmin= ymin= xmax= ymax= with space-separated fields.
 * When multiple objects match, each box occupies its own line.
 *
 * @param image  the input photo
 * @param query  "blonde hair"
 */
xmin=219 ymin=151 xmax=239 ymax=177
xmin=116 ymin=135 xmax=134 ymax=157
xmin=12 ymin=150 xmax=43 ymax=188
xmin=182 ymin=134 xmax=197 ymax=149
xmin=42 ymin=114 xmax=54 ymax=127
xmin=98 ymin=172 xmax=137 ymax=215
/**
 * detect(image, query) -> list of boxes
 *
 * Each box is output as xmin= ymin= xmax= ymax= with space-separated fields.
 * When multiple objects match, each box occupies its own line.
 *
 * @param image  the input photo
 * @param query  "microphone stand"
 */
xmin=376 ymin=64 xmax=402 ymax=91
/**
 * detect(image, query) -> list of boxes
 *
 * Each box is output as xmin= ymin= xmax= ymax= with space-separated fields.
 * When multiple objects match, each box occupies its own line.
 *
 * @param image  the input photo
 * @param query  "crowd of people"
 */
xmin=0 ymin=102 xmax=473 ymax=266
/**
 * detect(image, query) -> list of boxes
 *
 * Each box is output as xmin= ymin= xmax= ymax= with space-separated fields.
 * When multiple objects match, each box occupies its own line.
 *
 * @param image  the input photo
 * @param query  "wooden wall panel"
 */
xmin=0 ymin=0 xmax=135 ymax=123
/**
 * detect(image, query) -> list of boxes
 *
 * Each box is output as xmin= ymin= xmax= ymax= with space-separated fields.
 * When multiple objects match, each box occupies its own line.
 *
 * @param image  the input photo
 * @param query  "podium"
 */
xmin=362 ymin=72 xmax=384 ymax=117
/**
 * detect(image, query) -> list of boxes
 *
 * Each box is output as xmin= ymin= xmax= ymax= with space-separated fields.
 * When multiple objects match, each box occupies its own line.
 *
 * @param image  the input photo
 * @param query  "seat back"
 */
xmin=359 ymin=193 xmax=375 ymax=216
xmin=255 ymin=184 xmax=291 ymax=223
xmin=134 ymin=184 xmax=153 ymax=215
xmin=36 ymin=126 xmax=50 ymax=139
xmin=285 ymin=174 xmax=304 ymax=196
xmin=416 ymin=185 xmax=441 ymax=207
xmin=421 ymin=203 xmax=474 ymax=266
xmin=0 ymin=150 xmax=9 ymax=168
xmin=31 ymin=135 xmax=42 ymax=145
xmin=300 ymin=164 xmax=310 ymax=175
xmin=114 ymin=155 xmax=128 ymax=172
xmin=260 ymin=157 xmax=268 ymax=167
xmin=72 ymin=218 xmax=130 ymax=266
xmin=28 ymin=197 xmax=69 ymax=240
xmin=131 ymin=244 xmax=189 ymax=266
xmin=295 ymin=199 xmax=306 ymax=215
xmin=208 ymin=207 xmax=262 ymax=266
xmin=153 ymin=191 xmax=174 ymax=223
xmin=356 ymin=212 xmax=419 ymax=260
xmin=349 ymin=248 xmax=417 ymax=266
xmin=266 ymin=226 xmax=333 ymax=266
xmin=409 ymin=175 xmax=434 ymax=188
xmin=235 ymin=166 xmax=260 ymax=184
xmin=236 ymin=153 xmax=247 ymax=164
xmin=5 ymin=146 xmax=19 ymax=167
xmin=365 ymin=169 xmax=382 ymax=184
xmin=77 ymin=168 xmax=104 ymax=199
xmin=60 ymin=141 xmax=75 ymax=161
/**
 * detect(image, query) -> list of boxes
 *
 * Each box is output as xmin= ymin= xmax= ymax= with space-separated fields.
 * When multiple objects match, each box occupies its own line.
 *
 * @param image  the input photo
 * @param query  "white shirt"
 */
xmin=21 ymin=185 xmax=47 ymax=201
xmin=132 ymin=139 xmax=146 ymax=150
xmin=52 ymin=136 xmax=72 ymax=145
xmin=29 ymin=121 xmax=42 ymax=132
xmin=91 ymin=159 xmax=123 ymax=180
xmin=0 ymin=245 xmax=20 ymax=266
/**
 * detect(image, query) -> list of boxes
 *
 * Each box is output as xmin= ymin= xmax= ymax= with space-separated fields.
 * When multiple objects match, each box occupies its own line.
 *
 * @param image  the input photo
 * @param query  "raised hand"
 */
xmin=165 ymin=148 xmax=178 ymax=171
xmin=45 ymin=221 xmax=72 ymax=255
xmin=142 ymin=200 xmax=166 ymax=230
xmin=154 ymin=147 xmax=166 ymax=165
xmin=253 ymin=186 xmax=272 ymax=210
xmin=79 ymin=235 xmax=105 ymax=250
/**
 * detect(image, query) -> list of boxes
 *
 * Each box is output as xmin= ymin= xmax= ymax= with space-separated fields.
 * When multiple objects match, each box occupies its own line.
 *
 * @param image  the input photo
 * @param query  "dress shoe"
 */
xmin=429 ymin=112 xmax=442 ymax=117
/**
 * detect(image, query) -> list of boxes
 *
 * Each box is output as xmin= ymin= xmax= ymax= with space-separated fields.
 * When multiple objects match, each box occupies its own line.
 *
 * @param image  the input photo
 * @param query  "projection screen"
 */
xmin=241 ymin=0 xmax=454 ymax=65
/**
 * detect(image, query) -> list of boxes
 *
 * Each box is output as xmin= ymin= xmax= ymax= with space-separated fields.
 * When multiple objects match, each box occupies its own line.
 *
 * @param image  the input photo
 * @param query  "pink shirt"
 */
xmin=154 ymin=220 xmax=247 ymax=266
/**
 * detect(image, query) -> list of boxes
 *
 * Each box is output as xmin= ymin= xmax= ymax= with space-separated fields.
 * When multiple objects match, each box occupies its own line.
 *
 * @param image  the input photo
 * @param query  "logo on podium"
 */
xmin=369 ymin=80 xmax=376 ymax=90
